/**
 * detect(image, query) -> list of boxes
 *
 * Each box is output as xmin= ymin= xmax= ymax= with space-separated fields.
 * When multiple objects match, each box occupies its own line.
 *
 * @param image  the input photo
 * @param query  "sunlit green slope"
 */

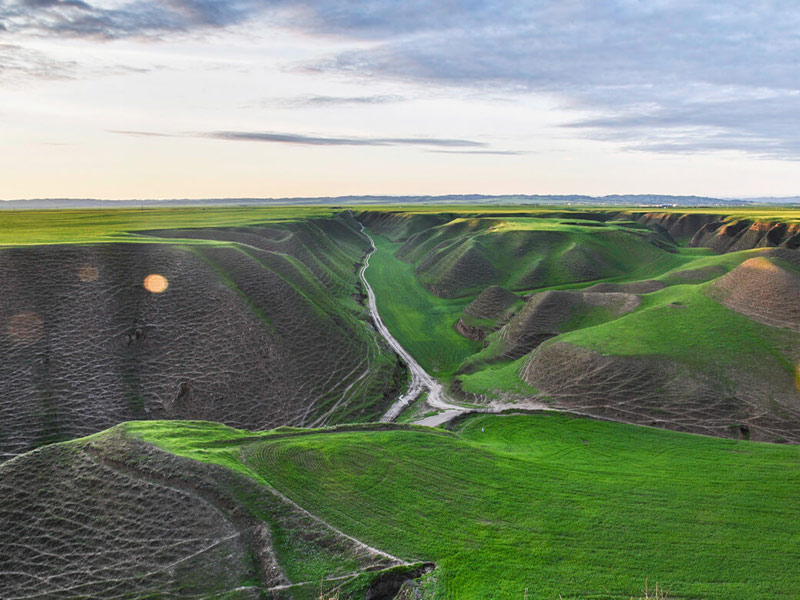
xmin=120 ymin=415 xmax=800 ymax=599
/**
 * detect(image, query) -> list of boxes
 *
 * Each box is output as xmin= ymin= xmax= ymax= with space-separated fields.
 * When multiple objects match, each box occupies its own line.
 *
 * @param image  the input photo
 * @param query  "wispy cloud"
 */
xmin=267 ymin=94 xmax=405 ymax=108
xmin=107 ymin=129 xmax=174 ymax=137
xmin=0 ymin=43 xmax=78 ymax=81
xmin=0 ymin=0 xmax=257 ymax=39
xmin=112 ymin=128 xmax=488 ymax=148
xmin=429 ymin=150 xmax=527 ymax=156
xmin=206 ymin=130 xmax=485 ymax=147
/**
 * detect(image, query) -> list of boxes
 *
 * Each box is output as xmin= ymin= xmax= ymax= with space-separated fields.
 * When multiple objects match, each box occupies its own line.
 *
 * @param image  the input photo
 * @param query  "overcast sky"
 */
xmin=2 ymin=0 xmax=799 ymax=199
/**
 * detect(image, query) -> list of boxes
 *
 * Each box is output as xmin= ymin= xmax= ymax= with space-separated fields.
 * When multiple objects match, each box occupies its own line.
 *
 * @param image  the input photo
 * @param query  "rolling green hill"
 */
xmin=4 ymin=204 xmax=800 ymax=599
xmin=3 ymin=415 xmax=798 ymax=599
xmin=358 ymin=210 xmax=800 ymax=442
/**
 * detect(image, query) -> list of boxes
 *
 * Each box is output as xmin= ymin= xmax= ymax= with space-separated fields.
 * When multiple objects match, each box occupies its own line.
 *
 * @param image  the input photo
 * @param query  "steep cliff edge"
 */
xmin=620 ymin=211 xmax=800 ymax=253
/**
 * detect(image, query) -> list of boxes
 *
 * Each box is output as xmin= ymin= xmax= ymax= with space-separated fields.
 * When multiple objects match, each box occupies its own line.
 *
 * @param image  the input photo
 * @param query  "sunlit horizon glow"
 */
xmin=1 ymin=1 xmax=799 ymax=200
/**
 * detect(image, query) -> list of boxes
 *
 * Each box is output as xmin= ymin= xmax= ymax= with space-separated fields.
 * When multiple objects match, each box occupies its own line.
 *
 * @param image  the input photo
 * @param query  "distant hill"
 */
xmin=736 ymin=196 xmax=800 ymax=205
xmin=0 ymin=193 xmax=753 ymax=209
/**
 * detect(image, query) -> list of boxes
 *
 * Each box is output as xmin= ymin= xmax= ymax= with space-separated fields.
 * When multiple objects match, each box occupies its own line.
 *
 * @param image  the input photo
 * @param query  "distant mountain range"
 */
xmin=0 ymin=193 xmax=797 ymax=209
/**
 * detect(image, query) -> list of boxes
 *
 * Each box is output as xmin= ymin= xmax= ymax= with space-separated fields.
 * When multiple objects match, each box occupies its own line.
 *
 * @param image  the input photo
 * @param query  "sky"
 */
xmin=1 ymin=0 xmax=800 ymax=200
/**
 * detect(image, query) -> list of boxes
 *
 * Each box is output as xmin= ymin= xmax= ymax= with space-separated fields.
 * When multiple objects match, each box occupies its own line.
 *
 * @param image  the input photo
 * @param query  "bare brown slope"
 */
xmin=625 ymin=212 xmax=721 ymax=241
xmin=461 ymin=290 xmax=640 ymax=367
xmin=0 ymin=428 xmax=398 ymax=599
xmin=709 ymin=252 xmax=800 ymax=330
xmin=0 ymin=227 xmax=401 ymax=460
xmin=521 ymin=341 xmax=800 ymax=443
xmin=691 ymin=220 xmax=800 ymax=253
xmin=456 ymin=286 xmax=522 ymax=340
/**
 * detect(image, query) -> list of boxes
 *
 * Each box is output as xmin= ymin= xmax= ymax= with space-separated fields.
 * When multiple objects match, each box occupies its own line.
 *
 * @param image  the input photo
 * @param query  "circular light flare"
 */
xmin=8 ymin=312 xmax=44 ymax=345
xmin=143 ymin=274 xmax=169 ymax=294
xmin=78 ymin=266 xmax=99 ymax=282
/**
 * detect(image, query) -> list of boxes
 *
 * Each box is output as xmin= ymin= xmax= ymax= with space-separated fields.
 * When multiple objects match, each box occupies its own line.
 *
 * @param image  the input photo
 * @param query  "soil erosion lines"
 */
xmin=355 ymin=222 xmax=465 ymax=421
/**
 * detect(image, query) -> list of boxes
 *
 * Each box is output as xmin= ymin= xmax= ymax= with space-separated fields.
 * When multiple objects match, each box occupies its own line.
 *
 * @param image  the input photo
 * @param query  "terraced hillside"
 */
xmin=359 ymin=209 xmax=800 ymax=442
xmin=0 ymin=211 xmax=404 ymax=459
xmin=2 ymin=416 xmax=798 ymax=599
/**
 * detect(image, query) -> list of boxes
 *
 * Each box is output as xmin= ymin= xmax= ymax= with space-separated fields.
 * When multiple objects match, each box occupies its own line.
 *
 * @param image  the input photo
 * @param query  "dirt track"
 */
xmin=356 ymin=224 xmax=551 ymax=425
xmin=355 ymin=224 xmax=466 ymax=422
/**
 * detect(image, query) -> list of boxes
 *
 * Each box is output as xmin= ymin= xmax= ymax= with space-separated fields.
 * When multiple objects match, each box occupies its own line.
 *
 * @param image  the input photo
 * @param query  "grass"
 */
xmin=365 ymin=232 xmax=481 ymax=378
xmin=456 ymin=357 xmax=538 ymax=398
xmin=360 ymin=213 xmax=754 ymax=398
xmin=395 ymin=217 xmax=689 ymax=298
xmin=129 ymin=413 xmax=800 ymax=599
xmin=559 ymin=279 xmax=796 ymax=374
xmin=460 ymin=248 xmax=798 ymax=398
xmin=0 ymin=206 xmax=338 ymax=245
xmin=6 ymin=204 xmax=800 ymax=247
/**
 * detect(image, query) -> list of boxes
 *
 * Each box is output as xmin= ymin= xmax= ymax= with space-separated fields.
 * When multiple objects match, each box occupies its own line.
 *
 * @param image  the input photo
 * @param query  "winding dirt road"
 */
xmin=355 ymin=223 xmax=467 ymax=422
xmin=354 ymin=221 xmax=551 ymax=426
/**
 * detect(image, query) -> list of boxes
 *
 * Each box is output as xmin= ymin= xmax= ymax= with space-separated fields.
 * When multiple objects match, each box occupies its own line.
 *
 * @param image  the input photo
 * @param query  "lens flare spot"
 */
xmin=78 ymin=266 xmax=99 ymax=282
xmin=143 ymin=274 xmax=169 ymax=294
xmin=8 ymin=312 xmax=44 ymax=345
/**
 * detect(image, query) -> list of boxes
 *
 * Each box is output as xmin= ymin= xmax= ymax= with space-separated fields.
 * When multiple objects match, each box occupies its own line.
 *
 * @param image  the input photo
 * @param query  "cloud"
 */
xmin=269 ymin=94 xmax=405 ymax=108
xmin=204 ymin=130 xmax=485 ymax=147
xmin=0 ymin=0 xmax=258 ymax=39
xmin=564 ymin=92 xmax=800 ymax=160
xmin=428 ymin=150 xmax=526 ymax=156
xmin=0 ymin=43 xmax=78 ymax=81
xmin=107 ymin=129 xmax=174 ymax=137
xmin=111 ymin=128 xmax=488 ymax=148
xmin=292 ymin=1 xmax=800 ymax=160
xmin=6 ymin=1 xmax=800 ymax=159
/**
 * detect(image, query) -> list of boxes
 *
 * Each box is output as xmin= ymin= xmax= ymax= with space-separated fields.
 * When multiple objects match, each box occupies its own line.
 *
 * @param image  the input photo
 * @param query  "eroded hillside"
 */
xmin=359 ymin=209 xmax=800 ymax=442
xmin=0 ymin=215 xmax=404 ymax=459
xmin=2 ymin=416 xmax=797 ymax=599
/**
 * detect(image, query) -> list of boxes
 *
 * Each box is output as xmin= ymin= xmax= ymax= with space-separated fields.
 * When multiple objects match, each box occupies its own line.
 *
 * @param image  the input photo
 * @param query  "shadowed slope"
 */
xmin=391 ymin=217 xmax=677 ymax=298
xmin=709 ymin=250 xmax=800 ymax=330
xmin=0 ymin=439 xmax=258 ymax=599
xmin=521 ymin=278 xmax=800 ymax=442
xmin=0 ymin=217 xmax=402 ymax=459
xmin=456 ymin=286 xmax=522 ymax=340
xmin=0 ymin=423 xmax=409 ymax=599
xmin=356 ymin=211 xmax=451 ymax=242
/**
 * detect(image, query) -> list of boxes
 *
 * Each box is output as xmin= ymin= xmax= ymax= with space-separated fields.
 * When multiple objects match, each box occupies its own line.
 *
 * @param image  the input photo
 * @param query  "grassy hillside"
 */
xmin=393 ymin=217 xmax=682 ymax=298
xmin=100 ymin=415 xmax=800 ymax=599
xmin=359 ymin=210 xmax=800 ymax=440
xmin=519 ymin=249 xmax=800 ymax=442
xmin=4 ymin=205 xmax=800 ymax=599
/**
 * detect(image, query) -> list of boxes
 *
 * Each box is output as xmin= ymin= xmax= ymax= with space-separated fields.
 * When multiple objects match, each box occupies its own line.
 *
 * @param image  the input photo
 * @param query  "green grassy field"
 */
xmin=5 ymin=204 xmax=800 ymax=247
xmin=560 ymin=279 xmax=795 ymax=372
xmin=4 ymin=204 xmax=800 ymax=598
xmin=365 ymin=232 xmax=482 ymax=378
xmin=127 ymin=414 xmax=800 ymax=599
xmin=0 ymin=206 xmax=338 ymax=245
